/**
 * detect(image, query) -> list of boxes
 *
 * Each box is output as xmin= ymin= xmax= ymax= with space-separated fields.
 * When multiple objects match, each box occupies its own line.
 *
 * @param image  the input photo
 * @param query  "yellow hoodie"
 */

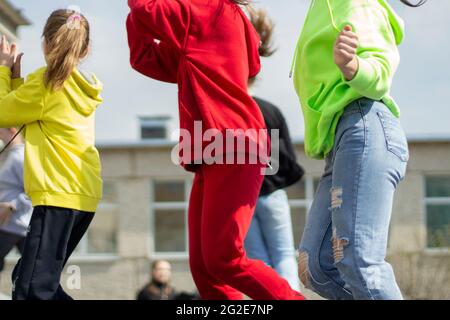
xmin=0 ymin=66 xmax=103 ymax=212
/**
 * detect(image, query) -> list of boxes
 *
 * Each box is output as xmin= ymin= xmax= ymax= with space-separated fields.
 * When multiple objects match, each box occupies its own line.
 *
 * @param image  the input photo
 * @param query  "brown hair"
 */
xmin=42 ymin=9 xmax=90 ymax=90
xmin=400 ymin=0 xmax=427 ymax=6
xmin=247 ymin=6 xmax=276 ymax=58
xmin=247 ymin=6 xmax=276 ymax=87
xmin=231 ymin=0 xmax=251 ymax=5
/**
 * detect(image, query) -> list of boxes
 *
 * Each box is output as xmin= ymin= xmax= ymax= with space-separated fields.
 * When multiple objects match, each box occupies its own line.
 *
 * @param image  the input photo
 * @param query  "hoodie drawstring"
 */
xmin=290 ymin=0 xmax=340 ymax=78
xmin=290 ymin=0 xmax=317 ymax=78
xmin=326 ymin=0 xmax=340 ymax=32
xmin=289 ymin=36 xmax=301 ymax=79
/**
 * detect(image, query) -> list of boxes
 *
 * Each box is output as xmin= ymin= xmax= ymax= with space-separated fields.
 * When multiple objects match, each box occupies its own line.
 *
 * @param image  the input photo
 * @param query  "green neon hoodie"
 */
xmin=291 ymin=0 xmax=404 ymax=159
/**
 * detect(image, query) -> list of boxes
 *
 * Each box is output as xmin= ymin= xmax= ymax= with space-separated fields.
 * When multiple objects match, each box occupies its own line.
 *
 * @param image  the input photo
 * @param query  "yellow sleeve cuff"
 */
xmin=0 ymin=65 xmax=12 ymax=77
xmin=11 ymin=78 xmax=24 ymax=90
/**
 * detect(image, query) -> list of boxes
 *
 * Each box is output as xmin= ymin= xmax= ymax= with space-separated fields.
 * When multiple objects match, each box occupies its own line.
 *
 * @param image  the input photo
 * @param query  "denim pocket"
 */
xmin=376 ymin=111 xmax=409 ymax=162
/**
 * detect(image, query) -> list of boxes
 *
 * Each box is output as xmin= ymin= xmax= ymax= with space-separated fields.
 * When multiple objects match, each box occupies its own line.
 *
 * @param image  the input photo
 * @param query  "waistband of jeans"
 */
xmin=343 ymin=98 xmax=377 ymax=115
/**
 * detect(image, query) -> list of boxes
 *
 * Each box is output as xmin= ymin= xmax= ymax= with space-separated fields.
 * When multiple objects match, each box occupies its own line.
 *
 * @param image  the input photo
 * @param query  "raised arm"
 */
xmin=126 ymin=14 xmax=180 ymax=83
xmin=334 ymin=6 xmax=400 ymax=100
xmin=0 ymin=66 xmax=45 ymax=128
xmin=127 ymin=0 xmax=189 ymax=48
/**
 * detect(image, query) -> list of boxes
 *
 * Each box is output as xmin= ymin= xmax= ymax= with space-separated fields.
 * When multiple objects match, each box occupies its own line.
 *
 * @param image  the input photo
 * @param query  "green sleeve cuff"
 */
xmin=345 ymin=57 xmax=375 ymax=94
xmin=11 ymin=78 xmax=24 ymax=90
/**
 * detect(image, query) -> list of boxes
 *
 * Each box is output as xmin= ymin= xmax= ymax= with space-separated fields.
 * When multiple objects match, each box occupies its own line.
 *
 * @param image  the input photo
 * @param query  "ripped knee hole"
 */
xmin=332 ymin=228 xmax=349 ymax=264
xmin=331 ymin=187 xmax=343 ymax=210
xmin=298 ymin=251 xmax=311 ymax=287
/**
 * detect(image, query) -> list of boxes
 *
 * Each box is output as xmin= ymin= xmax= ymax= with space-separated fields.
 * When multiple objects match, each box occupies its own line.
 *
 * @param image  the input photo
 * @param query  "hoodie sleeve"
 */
xmin=126 ymin=14 xmax=180 ymax=83
xmin=344 ymin=5 xmax=400 ymax=100
xmin=8 ymin=151 xmax=32 ymax=215
xmin=0 ymin=66 xmax=45 ymax=128
xmin=12 ymin=78 xmax=24 ymax=90
xmin=127 ymin=0 xmax=189 ymax=49
xmin=9 ymin=193 xmax=32 ymax=217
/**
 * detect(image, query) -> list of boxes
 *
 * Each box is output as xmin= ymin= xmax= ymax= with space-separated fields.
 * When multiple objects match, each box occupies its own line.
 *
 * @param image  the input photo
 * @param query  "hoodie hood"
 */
xmin=64 ymin=69 xmax=103 ymax=116
xmin=325 ymin=0 xmax=405 ymax=44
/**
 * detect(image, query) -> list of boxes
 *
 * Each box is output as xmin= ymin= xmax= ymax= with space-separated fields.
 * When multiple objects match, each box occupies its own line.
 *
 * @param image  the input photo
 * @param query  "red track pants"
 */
xmin=188 ymin=163 xmax=305 ymax=300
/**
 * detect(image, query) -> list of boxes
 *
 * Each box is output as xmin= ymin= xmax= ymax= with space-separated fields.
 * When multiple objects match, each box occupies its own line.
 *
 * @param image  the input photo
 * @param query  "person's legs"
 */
xmin=15 ymin=236 xmax=25 ymax=255
xmin=53 ymin=211 xmax=95 ymax=300
xmin=331 ymin=99 xmax=407 ymax=300
xmin=255 ymin=190 xmax=301 ymax=291
xmin=0 ymin=230 xmax=24 ymax=272
xmin=12 ymin=206 xmax=90 ymax=300
xmin=188 ymin=169 xmax=243 ymax=300
xmin=298 ymin=156 xmax=353 ymax=300
xmin=12 ymin=207 xmax=47 ymax=300
xmin=200 ymin=163 xmax=304 ymax=300
xmin=244 ymin=199 xmax=272 ymax=266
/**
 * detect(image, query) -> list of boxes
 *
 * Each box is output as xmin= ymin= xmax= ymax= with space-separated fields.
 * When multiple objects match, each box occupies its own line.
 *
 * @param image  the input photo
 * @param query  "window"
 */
xmin=150 ymin=177 xmax=320 ymax=257
xmin=73 ymin=181 xmax=119 ymax=256
xmin=425 ymin=176 xmax=450 ymax=249
xmin=286 ymin=176 xmax=320 ymax=246
xmin=151 ymin=180 xmax=191 ymax=255
xmin=5 ymin=182 xmax=119 ymax=260
xmin=140 ymin=116 xmax=170 ymax=140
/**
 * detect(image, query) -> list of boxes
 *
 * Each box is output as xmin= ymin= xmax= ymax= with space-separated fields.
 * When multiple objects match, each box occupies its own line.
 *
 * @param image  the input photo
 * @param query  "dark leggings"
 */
xmin=12 ymin=206 xmax=94 ymax=300
xmin=0 ymin=230 xmax=25 ymax=272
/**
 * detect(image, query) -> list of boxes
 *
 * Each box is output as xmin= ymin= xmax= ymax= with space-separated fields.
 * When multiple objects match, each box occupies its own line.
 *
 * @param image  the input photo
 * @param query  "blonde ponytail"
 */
xmin=43 ymin=10 xmax=90 ymax=90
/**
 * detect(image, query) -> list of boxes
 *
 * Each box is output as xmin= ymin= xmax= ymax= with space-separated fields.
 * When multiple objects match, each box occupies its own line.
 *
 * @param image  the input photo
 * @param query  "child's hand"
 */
xmin=334 ymin=25 xmax=359 ymax=81
xmin=12 ymin=53 xmax=24 ymax=79
xmin=0 ymin=202 xmax=14 ymax=226
xmin=0 ymin=35 xmax=17 ymax=69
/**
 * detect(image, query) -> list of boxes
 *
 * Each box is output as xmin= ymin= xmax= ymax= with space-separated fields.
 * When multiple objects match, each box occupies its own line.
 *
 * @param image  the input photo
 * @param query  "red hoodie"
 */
xmin=127 ymin=0 xmax=268 ymax=171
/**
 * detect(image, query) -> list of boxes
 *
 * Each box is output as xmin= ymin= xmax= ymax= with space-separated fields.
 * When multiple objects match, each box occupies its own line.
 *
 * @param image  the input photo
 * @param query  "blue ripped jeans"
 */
xmin=299 ymin=99 xmax=408 ymax=300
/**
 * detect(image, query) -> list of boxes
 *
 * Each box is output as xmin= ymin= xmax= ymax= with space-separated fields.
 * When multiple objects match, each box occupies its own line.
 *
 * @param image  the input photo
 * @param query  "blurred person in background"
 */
xmin=137 ymin=260 xmax=198 ymax=300
xmin=0 ymin=127 xmax=33 ymax=276
xmin=244 ymin=7 xmax=304 ymax=292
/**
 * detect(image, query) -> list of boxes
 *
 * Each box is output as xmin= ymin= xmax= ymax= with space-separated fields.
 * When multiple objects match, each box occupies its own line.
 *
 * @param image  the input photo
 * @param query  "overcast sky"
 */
xmin=11 ymin=0 xmax=450 ymax=143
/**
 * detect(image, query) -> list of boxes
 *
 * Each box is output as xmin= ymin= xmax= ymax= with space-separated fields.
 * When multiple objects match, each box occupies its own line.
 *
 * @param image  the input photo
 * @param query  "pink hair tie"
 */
xmin=67 ymin=14 xmax=82 ymax=29
xmin=68 ymin=14 xmax=81 ymax=22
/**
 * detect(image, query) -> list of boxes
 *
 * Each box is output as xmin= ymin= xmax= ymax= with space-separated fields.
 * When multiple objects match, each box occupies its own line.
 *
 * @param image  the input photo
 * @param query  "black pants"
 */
xmin=11 ymin=206 xmax=95 ymax=300
xmin=0 ymin=230 xmax=25 ymax=272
